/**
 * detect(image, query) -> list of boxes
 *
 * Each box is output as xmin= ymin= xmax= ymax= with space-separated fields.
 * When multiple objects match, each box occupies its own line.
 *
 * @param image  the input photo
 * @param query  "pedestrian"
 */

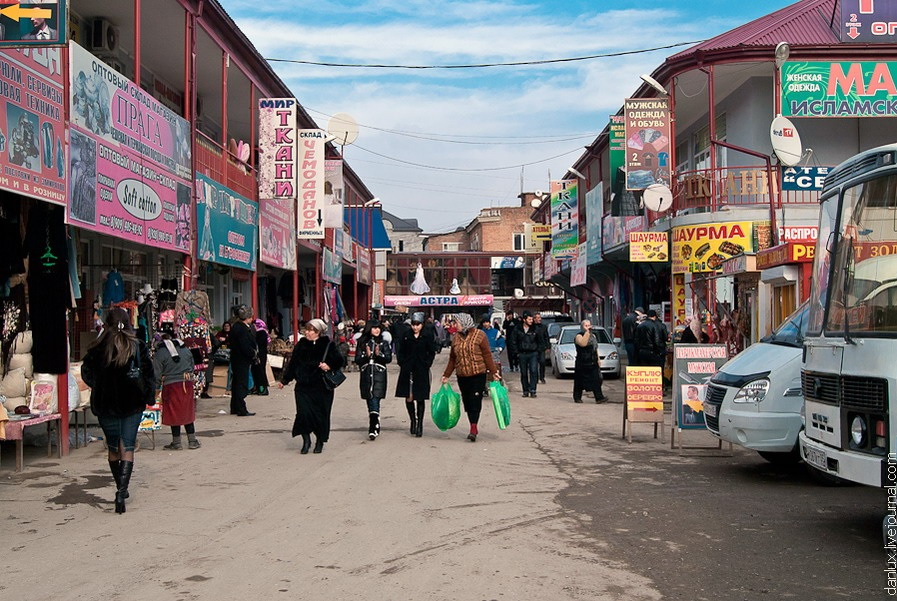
xmin=396 ymin=312 xmax=438 ymax=437
xmin=278 ymin=319 xmax=344 ymax=454
xmin=229 ymin=304 xmax=258 ymax=416
xmin=635 ymin=309 xmax=667 ymax=373
xmin=355 ymin=321 xmax=393 ymax=440
xmin=511 ymin=311 xmax=542 ymax=397
xmin=621 ymin=307 xmax=643 ymax=366
xmin=153 ymin=332 xmax=201 ymax=450
xmin=503 ymin=312 xmax=520 ymax=371
xmin=572 ymin=319 xmax=609 ymax=404
xmin=479 ymin=316 xmax=505 ymax=381
xmin=533 ymin=312 xmax=550 ymax=383
xmin=80 ymin=307 xmax=155 ymax=514
xmin=441 ymin=313 xmax=501 ymax=442
xmin=250 ymin=318 xmax=270 ymax=395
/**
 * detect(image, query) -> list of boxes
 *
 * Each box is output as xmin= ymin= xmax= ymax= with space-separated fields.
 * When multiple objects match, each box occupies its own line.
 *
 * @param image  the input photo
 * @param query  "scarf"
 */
xmin=455 ymin=313 xmax=475 ymax=332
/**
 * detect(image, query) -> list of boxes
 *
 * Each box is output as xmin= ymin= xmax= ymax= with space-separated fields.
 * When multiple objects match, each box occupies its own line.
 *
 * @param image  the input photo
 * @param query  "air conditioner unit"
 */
xmin=90 ymin=18 xmax=119 ymax=54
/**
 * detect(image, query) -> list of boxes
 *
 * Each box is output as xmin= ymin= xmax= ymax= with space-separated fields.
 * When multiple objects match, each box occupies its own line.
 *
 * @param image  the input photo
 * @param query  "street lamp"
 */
xmin=567 ymin=167 xmax=586 ymax=180
xmin=640 ymin=74 xmax=668 ymax=96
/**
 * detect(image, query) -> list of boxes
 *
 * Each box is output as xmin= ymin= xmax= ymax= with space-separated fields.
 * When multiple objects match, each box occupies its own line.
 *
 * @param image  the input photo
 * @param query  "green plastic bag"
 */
xmin=431 ymin=383 xmax=461 ymax=431
xmin=489 ymin=381 xmax=511 ymax=430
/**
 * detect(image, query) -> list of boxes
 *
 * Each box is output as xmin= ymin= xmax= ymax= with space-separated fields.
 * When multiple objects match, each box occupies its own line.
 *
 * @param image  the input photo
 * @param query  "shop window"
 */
xmin=512 ymin=233 xmax=526 ymax=251
xmin=773 ymin=285 xmax=796 ymax=330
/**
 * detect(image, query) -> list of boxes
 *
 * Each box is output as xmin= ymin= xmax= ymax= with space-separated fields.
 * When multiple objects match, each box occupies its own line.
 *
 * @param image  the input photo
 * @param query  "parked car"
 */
xmin=704 ymin=302 xmax=808 ymax=463
xmin=540 ymin=314 xmax=574 ymax=364
xmin=550 ymin=325 xmax=621 ymax=379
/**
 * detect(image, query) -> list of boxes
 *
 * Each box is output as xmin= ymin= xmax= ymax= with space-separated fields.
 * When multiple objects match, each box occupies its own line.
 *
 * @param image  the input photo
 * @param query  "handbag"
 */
xmin=126 ymin=342 xmax=147 ymax=394
xmin=321 ymin=341 xmax=346 ymax=390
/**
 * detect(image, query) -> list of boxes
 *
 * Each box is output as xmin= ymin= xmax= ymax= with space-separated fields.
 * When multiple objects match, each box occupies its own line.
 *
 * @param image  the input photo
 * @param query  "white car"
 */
xmin=550 ymin=325 xmax=621 ymax=379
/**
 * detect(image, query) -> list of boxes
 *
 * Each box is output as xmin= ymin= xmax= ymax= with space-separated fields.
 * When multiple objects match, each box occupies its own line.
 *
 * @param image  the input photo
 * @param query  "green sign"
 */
xmin=609 ymin=115 xmax=625 ymax=189
xmin=781 ymin=61 xmax=897 ymax=118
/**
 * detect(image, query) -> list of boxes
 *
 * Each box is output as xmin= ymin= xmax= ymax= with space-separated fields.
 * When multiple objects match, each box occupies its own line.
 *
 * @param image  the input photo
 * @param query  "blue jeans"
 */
xmin=366 ymin=397 xmax=381 ymax=414
xmin=518 ymin=351 xmax=540 ymax=394
xmin=98 ymin=411 xmax=143 ymax=453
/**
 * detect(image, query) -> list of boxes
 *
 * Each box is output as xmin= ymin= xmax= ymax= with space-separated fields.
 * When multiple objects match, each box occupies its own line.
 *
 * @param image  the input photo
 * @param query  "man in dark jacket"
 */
xmin=511 ymin=311 xmax=542 ymax=398
xmin=533 ymin=312 xmax=550 ymax=383
xmin=621 ymin=307 xmax=643 ymax=366
xmin=635 ymin=309 xmax=666 ymax=371
xmin=503 ymin=312 xmax=520 ymax=372
xmin=229 ymin=304 xmax=258 ymax=416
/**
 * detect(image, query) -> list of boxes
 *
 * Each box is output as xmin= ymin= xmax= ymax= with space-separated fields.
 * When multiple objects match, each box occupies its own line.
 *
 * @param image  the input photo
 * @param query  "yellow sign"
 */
xmin=629 ymin=231 xmax=668 ymax=262
xmin=672 ymin=221 xmax=753 ymax=274
xmin=625 ymin=366 xmax=664 ymax=422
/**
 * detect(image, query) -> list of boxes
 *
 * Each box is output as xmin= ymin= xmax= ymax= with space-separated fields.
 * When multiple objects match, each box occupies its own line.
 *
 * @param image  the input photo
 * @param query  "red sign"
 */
xmin=756 ymin=243 xmax=816 ymax=269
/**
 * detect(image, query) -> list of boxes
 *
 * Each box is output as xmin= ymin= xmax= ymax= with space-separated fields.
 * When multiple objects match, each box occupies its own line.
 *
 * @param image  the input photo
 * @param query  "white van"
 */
xmin=703 ymin=302 xmax=808 ymax=463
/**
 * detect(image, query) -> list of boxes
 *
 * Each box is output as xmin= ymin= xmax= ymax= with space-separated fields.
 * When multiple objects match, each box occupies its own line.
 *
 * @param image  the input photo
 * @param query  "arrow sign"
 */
xmin=316 ymin=209 xmax=323 ymax=226
xmin=846 ymin=26 xmax=860 ymax=39
xmin=0 ymin=4 xmax=52 ymax=21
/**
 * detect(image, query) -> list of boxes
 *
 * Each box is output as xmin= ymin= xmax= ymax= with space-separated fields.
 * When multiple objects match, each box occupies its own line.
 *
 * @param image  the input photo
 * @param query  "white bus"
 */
xmin=799 ymin=143 xmax=897 ymax=488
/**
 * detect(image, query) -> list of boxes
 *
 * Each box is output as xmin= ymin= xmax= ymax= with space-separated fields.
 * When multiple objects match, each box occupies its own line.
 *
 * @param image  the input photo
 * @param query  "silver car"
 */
xmin=550 ymin=325 xmax=621 ymax=379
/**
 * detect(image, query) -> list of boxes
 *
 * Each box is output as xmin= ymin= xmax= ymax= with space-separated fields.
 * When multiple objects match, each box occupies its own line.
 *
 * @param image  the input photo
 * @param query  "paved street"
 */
xmin=1 ymin=352 xmax=885 ymax=600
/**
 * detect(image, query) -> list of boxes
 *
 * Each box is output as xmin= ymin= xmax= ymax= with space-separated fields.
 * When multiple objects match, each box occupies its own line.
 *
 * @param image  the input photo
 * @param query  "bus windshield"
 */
xmin=824 ymin=174 xmax=897 ymax=336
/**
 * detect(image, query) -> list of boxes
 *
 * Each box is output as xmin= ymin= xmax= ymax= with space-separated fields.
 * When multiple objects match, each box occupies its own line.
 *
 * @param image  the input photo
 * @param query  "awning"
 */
xmin=345 ymin=207 xmax=391 ymax=250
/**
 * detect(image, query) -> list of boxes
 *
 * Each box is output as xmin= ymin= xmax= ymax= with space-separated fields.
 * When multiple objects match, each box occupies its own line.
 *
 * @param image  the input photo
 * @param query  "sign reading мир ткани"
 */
xmin=781 ymin=61 xmax=897 ymax=117
xmin=258 ymin=98 xmax=296 ymax=199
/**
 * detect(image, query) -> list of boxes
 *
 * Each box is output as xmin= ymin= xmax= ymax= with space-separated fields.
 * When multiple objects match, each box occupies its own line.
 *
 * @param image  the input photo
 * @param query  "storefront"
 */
xmin=382 ymin=295 xmax=496 ymax=322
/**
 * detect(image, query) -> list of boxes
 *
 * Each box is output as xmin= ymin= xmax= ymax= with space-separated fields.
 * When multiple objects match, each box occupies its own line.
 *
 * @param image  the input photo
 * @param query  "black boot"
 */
xmin=313 ymin=438 xmax=324 ymax=453
xmin=115 ymin=460 xmax=134 ymax=514
xmin=368 ymin=412 xmax=380 ymax=440
xmin=108 ymin=460 xmax=130 ymax=499
xmin=415 ymin=400 xmax=425 ymax=437
xmin=300 ymin=433 xmax=311 ymax=454
xmin=406 ymin=401 xmax=416 ymax=435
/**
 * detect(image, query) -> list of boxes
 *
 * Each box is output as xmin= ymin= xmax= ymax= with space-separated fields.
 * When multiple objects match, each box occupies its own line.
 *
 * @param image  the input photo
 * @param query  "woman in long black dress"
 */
xmin=278 ymin=319 xmax=344 ymax=454
xmin=395 ymin=312 xmax=438 ymax=437
xmin=572 ymin=319 xmax=608 ymax=404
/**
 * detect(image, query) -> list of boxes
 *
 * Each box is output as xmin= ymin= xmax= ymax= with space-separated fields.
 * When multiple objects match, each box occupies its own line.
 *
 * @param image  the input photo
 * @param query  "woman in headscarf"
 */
xmin=396 ymin=312 xmax=438 ymax=437
xmin=355 ymin=321 xmax=392 ymax=440
xmin=278 ymin=319 xmax=344 ymax=454
xmin=250 ymin=318 xmax=270 ymax=395
xmin=441 ymin=313 xmax=501 ymax=442
xmin=81 ymin=307 xmax=155 ymax=514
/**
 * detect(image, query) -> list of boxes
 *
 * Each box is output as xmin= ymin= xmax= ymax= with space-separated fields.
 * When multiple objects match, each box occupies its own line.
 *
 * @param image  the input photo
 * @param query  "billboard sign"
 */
xmin=258 ymin=98 xmax=296 ymax=199
xmin=781 ymin=61 xmax=897 ymax=117
xmin=195 ymin=172 xmax=257 ymax=270
xmin=259 ymin=197 xmax=296 ymax=270
xmin=624 ymin=98 xmax=671 ymax=190
xmin=672 ymin=221 xmax=754 ymax=274
xmin=550 ymin=179 xmax=578 ymax=259
xmin=841 ymin=0 xmax=897 ymax=43
xmin=0 ymin=1 xmax=67 ymax=47
xmin=296 ymin=129 xmax=326 ymax=239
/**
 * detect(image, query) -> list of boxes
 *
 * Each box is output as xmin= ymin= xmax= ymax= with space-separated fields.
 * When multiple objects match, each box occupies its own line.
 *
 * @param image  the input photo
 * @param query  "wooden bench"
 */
xmin=2 ymin=413 xmax=62 ymax=472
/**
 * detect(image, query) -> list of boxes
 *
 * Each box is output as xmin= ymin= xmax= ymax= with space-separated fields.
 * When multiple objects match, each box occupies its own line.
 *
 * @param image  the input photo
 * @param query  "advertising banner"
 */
xmin=629 ymin=232 xmax=668 ymax=262
xmin=625 ymin=366 xmax=664 ymax=422
xmin=323 ymin=159 xmax=344 ymax=228
xmin=602 ymin=215 xmax=648 ymax=252
xmin=259 ymin=197 xmax=296 ymax=270
xmin=609 ymin=115 xmax=625 ymax=189
xmin=383 ymin=295 xmax=494 ymax=307
xmin=570 ymin=243 xmax=587 ymax=287
xmin=624 ymin=98 xmax=671 ymax=190
xmin=258 ymin=98 xmax=296 ymax=199
xmin=0 ymin=47 xmax=66 ymax=204
xmin=357 ymin=244 xmax=372 ymax=285
xmin=673 ymin=274 xmax=686 ymax=328
xmin=841 ymin=0 xmax=897 ymax=43
xmin=195 ymin=172 xmax=257 ymax=270
xmin=0 ymin=1 xmax=67 ymax=47
xmin=672 ymin=221 xmax=754 ymax=274
xmin=673 ymin=344 xmax=728 ymax=430
xmin=585 ymin=182 xmax=603 ymax=264
xmin=322 ymin=247 xmax=341 ymax=284
xmin=550 ymin=179 xmax=578 ymax=258
xmin=543 ymin=253 xmax=558 ymax=280
xmin=296 ymin=129 xmax=326 ymax=238
xmin=67 ymin=43 xmax=192 ymax=252
xmin=532 ymin=255 xmax=542 ymax=283
xmin=781 ymin=166 xmax=830 ymax=191
xmin=781 ymin=61 xmax=897 ymax=118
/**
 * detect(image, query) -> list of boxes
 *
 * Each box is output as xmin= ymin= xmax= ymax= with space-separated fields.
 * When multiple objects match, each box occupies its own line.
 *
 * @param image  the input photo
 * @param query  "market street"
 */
xmin=1 ymin=352 xmax=885 ymax=600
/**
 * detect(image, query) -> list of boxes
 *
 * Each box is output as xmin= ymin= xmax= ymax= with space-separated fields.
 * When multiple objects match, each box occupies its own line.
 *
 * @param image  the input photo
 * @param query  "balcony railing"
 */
xmin=194 ymin=131 xmax=257 ymax=200
xmin=644 ymin=165 xmax=820 ymax=225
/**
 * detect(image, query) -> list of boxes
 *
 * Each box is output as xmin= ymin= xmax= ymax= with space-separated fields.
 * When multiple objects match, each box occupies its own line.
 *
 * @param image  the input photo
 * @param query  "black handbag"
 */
xmin=321 ymin=341 xmax=346 ymax=390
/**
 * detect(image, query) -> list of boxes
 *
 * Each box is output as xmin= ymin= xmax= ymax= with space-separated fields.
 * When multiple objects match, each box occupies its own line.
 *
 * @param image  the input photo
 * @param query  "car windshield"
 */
xmin=764 ymin=302 xmax=809 ymax=347
xmin=559 ymin=327 xmax=611 ymax=345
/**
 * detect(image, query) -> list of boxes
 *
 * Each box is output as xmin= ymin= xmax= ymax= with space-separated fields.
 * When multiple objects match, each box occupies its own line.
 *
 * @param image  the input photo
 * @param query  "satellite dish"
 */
xmin=327 ymin=113 xmax=359 ymax=146
xmin=530 ymin=198 xmax=542 ymax=208
xmin=641 ymin=183 xmax=673 ymax=212
xmin=513 ymin=288 xmax=525 ymax=298
xmin=770 ymin=115 xmax=803 ymax=166
xmin=534 ymin=189 xmax=544 ymax=199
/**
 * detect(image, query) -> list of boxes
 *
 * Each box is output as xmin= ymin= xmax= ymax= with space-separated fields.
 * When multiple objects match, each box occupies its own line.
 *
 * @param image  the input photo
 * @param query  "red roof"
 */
xmin=667 ymin=0 xmax=839 ymax=61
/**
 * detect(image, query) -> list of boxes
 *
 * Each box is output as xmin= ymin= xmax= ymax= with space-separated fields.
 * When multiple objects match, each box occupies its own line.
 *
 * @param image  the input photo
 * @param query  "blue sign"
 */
xmin=195 ymin=173 xmax=258 ymax=270
xmin=842 ymin=0 xmax=897 ymax=43
xmin=585 ymin=183 xmax=603 ymax=264
xmin=781 ymin=166 xmax=830 ymax=192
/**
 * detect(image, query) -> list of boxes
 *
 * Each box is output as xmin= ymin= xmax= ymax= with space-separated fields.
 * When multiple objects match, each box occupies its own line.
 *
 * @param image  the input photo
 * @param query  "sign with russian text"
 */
xmin=323 ymin=159 xmax=344 ymax=228
xmin=624 ymin=98 xmax=671 ymax=190
xmin=322 ymin=247 xmax=341 ymax=284
xmin=782 ymin=166 xmax=830 ymax=191
xmin=570 ymin=243 xmax=587 ymax=287
xmin=673 ymin=274 xmax=686 ymax=328
xmin=258 ymin=98 xmax=296 ymax=199
xmin=841 ymin=0 xmax=897 ymax=43
xmin=756 ymin=242 xmax=815 ymax=269
xmin=550 ymin=179 xmax=578 ymax=258
xmin=0 ymin=47 xmax=66 ymax=204
xmin=625 ymin=366 xmax=664 ymax=422
xmin=781 ymin=61 xmax=897 ymax=118
xmin=195 ymin=173 xmax=257 ymax=270
xmin=67 ymin=43 xmax=192 ymax=252
xmin=672 ymin=221 xmax=753 ymax=274
xmin=585 ymin=182 xmax=603 ymax=264
xmin=673 ymin=344 xmax=727 ymax=430
xmin=357 ymin=244 xmax=372 ymax=285
xmin=259 ymin=197 xmax=296 ymax=270
xmin=629 ymin=231 xmax=668 ymax=262
xmin=0 ymin=1 xmax=67 ymax=47
xmin=296 ymin=129 xmax=326 ymax=238
xmin=602 ymin=215 xmax=648 ymax=252
xmin=609 ymin=114 xmax=625 ymax=191
xmin=384 ymin=295 xmax=494 ymax=307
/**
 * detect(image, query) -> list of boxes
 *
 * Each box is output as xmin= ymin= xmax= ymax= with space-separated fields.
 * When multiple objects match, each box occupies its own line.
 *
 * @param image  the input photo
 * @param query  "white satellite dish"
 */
xmin=641 ymin=183 xmax=673 ymax=212
xmin=513 ymin=288 xmax=525 ymax=298
xmin=327 ymin=113 xmax=359 ymax=146
xmin=770 ymin=115 xmax=803 ymax=166
xmin=534 ymin=189 xmax=544 ymax=199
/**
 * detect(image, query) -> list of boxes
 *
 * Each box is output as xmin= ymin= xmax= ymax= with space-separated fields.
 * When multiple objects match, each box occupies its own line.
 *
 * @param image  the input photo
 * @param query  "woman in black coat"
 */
xmin=81 ymin=307 xmax=155 ymax=514
xmin=355 ymin=321 xmax=392 ymax=440
xmin=395 ymin=312 xmax=437 ymax=437
xmin=278 ymin=319 xmax=344 ymax=454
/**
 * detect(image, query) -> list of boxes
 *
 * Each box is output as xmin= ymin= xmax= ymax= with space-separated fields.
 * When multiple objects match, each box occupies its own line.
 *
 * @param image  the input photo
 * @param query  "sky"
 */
xmin=221 ymin=0 xmax=799 ymax=233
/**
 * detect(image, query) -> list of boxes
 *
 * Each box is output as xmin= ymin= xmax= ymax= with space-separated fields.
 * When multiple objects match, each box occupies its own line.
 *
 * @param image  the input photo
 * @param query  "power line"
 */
xmin=266 ymin=40 xmax=704 ymax=69
xmin=353 ymin=143 xmax=581 ymax=172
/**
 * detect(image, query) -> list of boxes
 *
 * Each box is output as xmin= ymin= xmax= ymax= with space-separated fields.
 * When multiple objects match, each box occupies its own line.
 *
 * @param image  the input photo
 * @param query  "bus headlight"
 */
xmin=733 ymin=378 xmax=769 ymax=403
xmin=850 ymin=415 xmax=867 ymax=447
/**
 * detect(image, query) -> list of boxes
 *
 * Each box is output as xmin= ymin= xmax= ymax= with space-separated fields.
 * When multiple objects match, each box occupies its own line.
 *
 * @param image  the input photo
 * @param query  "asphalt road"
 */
xmin=0 ymin=352 xmax=886 ymax=600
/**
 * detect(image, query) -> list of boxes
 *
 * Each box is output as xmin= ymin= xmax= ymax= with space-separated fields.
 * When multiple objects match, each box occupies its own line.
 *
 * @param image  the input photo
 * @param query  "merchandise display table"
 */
xmin=2 ymin=413 xmax=62 ymax=472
